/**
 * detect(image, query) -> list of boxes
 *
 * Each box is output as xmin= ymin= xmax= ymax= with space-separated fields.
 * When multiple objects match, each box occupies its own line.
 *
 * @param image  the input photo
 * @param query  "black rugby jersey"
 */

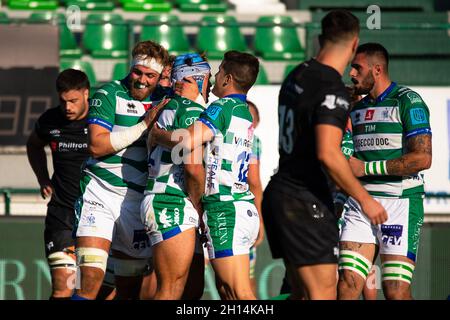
xmin=271 ymin=59 xmax=350 ymax=205
xmin=35 ymin=107 xmax=89 ymax=209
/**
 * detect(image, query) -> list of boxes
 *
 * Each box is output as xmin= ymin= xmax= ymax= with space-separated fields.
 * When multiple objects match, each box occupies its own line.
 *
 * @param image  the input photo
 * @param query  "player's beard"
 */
xmin=129 ymin=78 xmax=154 ymax=101
xmin=352 ymin=71 xmax=375 ymax=95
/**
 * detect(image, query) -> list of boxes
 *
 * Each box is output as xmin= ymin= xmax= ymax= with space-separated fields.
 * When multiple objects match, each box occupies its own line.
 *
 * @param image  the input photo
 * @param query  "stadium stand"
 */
xmin=63 ymin=0 xmax=115 ymax=11
xmin=81 ymin=13 xmax=129 ymax=58
xmin=140 ymin=14 xmax=191 ymax=55
xmin=175 ymin=0 xmax=228 ymax=13
xmin=7 ymin=0 xmax=59 ymax=11
xmin=299 ymin=0 xmax=435 ymax=12
xmin=28 ymin=12 xmax=82 ymax=58
xmin=254 ymin=15 xmax=304 ymax=61
xmin=112 ymin=61 xmax=128 ymax=80
xmin=120 ymin=0 xmax=172 ymax=12
xmin=60 ymin=59 xmax=97 ymax=86
xmin=197 ymin=15 xmax=247 ymax=59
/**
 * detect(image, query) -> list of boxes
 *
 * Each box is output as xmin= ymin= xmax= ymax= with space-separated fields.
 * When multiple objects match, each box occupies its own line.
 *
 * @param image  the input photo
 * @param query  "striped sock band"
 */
xmin=338 ymin=250 xmax=372 ymax=280
xmin=364 ymin=160 xmax=388 ymax=176
xmin=382 ymin=260 xmax=415 ymax=284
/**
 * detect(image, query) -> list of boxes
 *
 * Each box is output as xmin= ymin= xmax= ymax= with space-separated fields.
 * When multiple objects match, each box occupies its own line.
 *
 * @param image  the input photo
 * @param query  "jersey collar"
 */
xmin=224 ymin=94 xmax=247 ymax=102
xmin=361 ymin=82 xmax=397 ymax=105
xmin=376 ymin=81 xmax=397 ymax=103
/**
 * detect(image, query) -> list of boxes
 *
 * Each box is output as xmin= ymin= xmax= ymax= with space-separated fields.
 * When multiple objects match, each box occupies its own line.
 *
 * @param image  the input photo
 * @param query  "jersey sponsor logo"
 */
xmin=82 ymin=212 xmax=96 ymax=227
xmin=365 ymin=109 xmax=375 ymax=121
xmin=381 ymin=224 xmax=403 ymax=246
xmin=127 ymin=102 xmax=138 ymax=114
xmin=217 ymin=211 xmax=228 ymax=245
xmin=132 ymin=229 xmax=150 ymax=249
xmin=85 ymin=199 xmax=104 ymax=208
xmin=410 ymin=108 xmax=427 ymax=125
xmin=58 ymin=141 xmax=88 ymax=152
xmin=90 ymin=99 xmax=102 ymax=107
xmin=50 ymin=141 xmax=57 ymax=152
xmin=321 ymin=95 xmax=337 ymax=110
xmin=159 ymin=208 xmax=172 ymax=228
xmin=321 ymin=95 xmax=349 ymax=111
xmin=407 ymin=92 xmax=422 ymax=105
xmin=204 ymin=105 xmax=222 ymax=120
xmin=353 ymin=133 xmax=402 ymax=152
xmin=50 ymin=129 xmax=61 ymax=137
xmin=234 ymin=136 xmax=252 ymax=148
xmin=185 ymin=116 xmax=198 ymax=126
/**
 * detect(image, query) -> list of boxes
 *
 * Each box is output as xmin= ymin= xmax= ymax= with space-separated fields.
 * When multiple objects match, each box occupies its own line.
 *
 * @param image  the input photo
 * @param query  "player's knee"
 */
xmin=76 ymin=247 xmax=108 ymax=275
xmin=382 ymin=260 xmax=414 ymax=300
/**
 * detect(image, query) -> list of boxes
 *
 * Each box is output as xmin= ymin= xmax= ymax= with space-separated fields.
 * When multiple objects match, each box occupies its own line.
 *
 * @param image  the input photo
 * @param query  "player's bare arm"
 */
xmin=349 ymin=134 xmax=432 ymax=177
xmin=26 ymin=131 xmax=53 ymax=199
xmin=89 ymin=99 xmax=169 ymax=158
xmin=316 ymin=124 xmax=387 ymax=225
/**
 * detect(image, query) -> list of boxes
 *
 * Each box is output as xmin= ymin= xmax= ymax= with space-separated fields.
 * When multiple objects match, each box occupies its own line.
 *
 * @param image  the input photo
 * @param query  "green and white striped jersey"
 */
xmin=85 ymin=78 xmax=161 ymax=195
xmin=350 ymin=83 xmax=431 ymax=198
xmin=199 ymin=95 xmax=255 ymax=205
xmin=145 ymin=95 xmax=205 ymax=197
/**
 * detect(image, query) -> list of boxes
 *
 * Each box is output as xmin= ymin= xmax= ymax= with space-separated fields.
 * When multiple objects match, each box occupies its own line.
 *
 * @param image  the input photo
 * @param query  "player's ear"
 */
xmin=83 ymin=88 xmax=89 ymax=101
xmin=224 ymin=74 xmax=232 ymax=87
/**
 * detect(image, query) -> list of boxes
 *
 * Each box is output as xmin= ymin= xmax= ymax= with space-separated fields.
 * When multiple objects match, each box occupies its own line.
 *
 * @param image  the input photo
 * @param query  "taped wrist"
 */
xmin=110 ymin=120 xmax=147 ymax=152
xmin=364 ymin=160 xmax=388 ymax=176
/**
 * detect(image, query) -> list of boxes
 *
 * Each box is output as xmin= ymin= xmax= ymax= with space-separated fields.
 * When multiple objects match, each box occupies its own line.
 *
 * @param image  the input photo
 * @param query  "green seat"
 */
xmin=254 ymin=64 xmax=269 ymax=85
xmin=176 ymin=0 xmax=227 ymax=12
xmin=299 ymin=0 xmax=434 ymax=12
xmin=8 ymin=0 xmax=58 ymax=10
xmin=120 ymin=0 xmax=172 ymax=12
xmin=140 ymin=15 xmax=190 ymax=55
xmin=28 ymin=12 xmax=82 ymax=58
xmin=82 ymin=14 xmax=129 ymax=58
xmin=254 ymin=16 xmax=304 ymax=61
xmin=65 ymin=0 xmax=115 ymax=11
xmin=0 ymin=12 xmax=9 ymax=23
xmin=197 ymin=15 xmax=247 ymax=60
xmin=112 ymin=61 xmax=129 ymax=80
xmin=60 ymin=60 xmax=97 ymax=86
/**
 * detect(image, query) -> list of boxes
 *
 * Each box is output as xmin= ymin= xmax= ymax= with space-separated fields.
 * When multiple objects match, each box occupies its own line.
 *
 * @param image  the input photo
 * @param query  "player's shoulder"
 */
xmin=212 ymin=97 xmax=245 ymax=108
xmin=395 ymin=85 xmax=426 ymax=106
xmin=94 ymin=80 xmax=125 ymax=97
xmin=38 ymin=106 xmax=63 ymax=123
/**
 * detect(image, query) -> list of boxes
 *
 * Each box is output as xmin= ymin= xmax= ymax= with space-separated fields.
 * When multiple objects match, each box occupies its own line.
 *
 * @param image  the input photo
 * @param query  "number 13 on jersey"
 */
xmin=279 ymin=104 xmax=294 ymax=154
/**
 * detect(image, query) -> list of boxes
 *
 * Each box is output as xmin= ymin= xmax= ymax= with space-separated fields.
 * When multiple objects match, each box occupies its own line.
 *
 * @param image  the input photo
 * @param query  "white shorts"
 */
xmin=204 ymin=200 xmax=260 ymax=260
xmin=140 ymin=193 xmax=200 ymax=247
xmin=76 ymin=177 xmax=152 ymax=259
xmin=340 ymin=196 xmax=424 ymax=262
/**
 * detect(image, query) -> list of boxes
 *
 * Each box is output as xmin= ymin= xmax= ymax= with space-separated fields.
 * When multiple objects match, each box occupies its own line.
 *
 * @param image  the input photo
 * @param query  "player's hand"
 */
xmin=361 ymin=197 xmax=388 ymax=225
xmin=143 ymin=98 xmax=170 ymax=127
xmin=349 ymin=156 xmax=365 ymax=177
xmin=174 ymin=77 xmax=199 ymax=101
xmin=40 ymin=183 xmax=54 ymax=199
